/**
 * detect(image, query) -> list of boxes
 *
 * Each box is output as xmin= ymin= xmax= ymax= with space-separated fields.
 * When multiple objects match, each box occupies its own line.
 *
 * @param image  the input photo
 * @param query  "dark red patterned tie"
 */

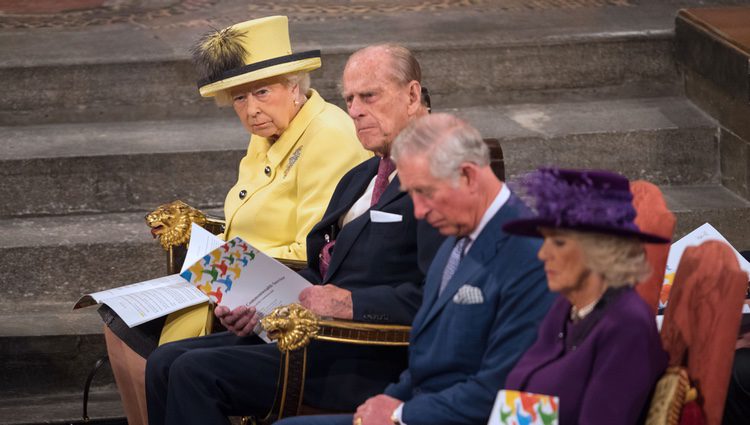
xmin=319 ymin=234 xmax=335 ymax=280
xmin=371 ymin=156 xmax=396 ymax=206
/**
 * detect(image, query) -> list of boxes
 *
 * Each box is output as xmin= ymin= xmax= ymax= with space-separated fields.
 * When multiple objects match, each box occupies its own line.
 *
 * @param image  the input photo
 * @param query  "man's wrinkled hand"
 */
xmin=354 ymin=394 xmax=402 ymax=425
xmin=214 ymin=305 xmax=260 ymax=337
xmin=298 ymin=284 xmax=353 ymax=319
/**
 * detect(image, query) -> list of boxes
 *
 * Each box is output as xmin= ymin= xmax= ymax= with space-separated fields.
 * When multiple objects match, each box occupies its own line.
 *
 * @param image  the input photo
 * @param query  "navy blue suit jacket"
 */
xmin=384 ymin=194 xmax=554 ymax=424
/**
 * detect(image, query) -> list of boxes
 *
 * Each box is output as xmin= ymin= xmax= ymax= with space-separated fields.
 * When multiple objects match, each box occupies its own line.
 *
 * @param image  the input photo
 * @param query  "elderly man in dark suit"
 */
xmin=276 ymin=114 xmax=555 ymax=425
xmin=145 ymin=44 xmax=444 ymax=425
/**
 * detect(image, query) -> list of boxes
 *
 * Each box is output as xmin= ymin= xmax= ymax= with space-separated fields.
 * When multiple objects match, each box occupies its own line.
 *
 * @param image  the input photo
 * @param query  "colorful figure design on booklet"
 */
xmin=184 ymin=261 xmax=205 ymax=282
xmin=495 ymin=390 xmax=558 ymax=425
xmin=201 ymin=267 xmax=219 ymax=283
xmin=659 ymin=270 xmax=675 ymax=310
xmin=228 ymin=264 xmax=242 ymax=278
xmin=536 ymin=404 xmax=557 ymax=425
xmin=198 ymin=282 xmax=224 ymax=304
xmin=180 ymin=237 xmax=259 ymax=301
xmin=212 ymin=260 xmax=229 ymax=277
xmin=215 ymin=276 xmax=234 ymax=292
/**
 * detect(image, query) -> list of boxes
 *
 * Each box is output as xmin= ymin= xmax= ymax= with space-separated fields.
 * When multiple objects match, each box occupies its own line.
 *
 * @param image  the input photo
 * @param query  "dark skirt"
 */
xmin=98 ymin=304 xmax=167 ymax=359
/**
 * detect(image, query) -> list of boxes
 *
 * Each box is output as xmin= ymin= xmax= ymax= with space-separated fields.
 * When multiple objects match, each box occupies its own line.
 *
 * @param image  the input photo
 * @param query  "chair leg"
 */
xmin=82 ymin=355 xmax=110 ymax=421
xmin=256 ymin=348 xmax=307 ymax=425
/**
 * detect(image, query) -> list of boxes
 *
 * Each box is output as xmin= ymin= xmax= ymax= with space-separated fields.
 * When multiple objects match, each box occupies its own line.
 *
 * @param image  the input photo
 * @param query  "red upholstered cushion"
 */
xmin=678 ymin=401 xmax=705 ymax=425
xmin=660 ymin=241 xmax=747 ymax=425
xmin=630 ymin=180 xmax=675 ymax=314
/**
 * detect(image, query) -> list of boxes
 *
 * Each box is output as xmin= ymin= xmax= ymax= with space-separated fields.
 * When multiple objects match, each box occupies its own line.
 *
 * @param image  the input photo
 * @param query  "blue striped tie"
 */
xmin=439 ymin=237 xmax=468 ymax=295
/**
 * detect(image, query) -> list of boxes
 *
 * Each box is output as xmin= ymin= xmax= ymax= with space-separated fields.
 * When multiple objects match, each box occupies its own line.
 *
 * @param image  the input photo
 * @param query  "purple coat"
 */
xmin=505 ymin=287 xmax=667 ymax=425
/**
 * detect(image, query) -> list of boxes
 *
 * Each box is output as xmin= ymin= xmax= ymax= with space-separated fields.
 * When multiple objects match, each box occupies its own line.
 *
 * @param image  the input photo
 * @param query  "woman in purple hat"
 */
xmin=502 ymin=168 xmax=669 ymax=425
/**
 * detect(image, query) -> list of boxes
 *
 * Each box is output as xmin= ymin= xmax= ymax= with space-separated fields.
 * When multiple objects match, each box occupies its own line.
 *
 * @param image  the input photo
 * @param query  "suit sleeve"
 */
xmin=261 ymin=124 xmax=368 ymax=260
xmin=350 ymin=219 xmax=444 ymax=324
xmin=384 ymin=368 xmax=414 ymax=401
xmin=401 ymin=259 xmax=551 ymax=424
xmin=578 ymin=318 xmax=666 ymax=425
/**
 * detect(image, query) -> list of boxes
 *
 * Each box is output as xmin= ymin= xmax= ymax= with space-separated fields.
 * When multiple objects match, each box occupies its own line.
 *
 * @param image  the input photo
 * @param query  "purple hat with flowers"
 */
xmin=503 ymin=168 xmax=670 ymax=244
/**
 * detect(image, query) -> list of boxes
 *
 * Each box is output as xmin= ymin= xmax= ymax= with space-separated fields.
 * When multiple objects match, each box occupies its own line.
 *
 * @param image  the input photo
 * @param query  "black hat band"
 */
xmin=197 ymin=50 xmax=321 ymax=88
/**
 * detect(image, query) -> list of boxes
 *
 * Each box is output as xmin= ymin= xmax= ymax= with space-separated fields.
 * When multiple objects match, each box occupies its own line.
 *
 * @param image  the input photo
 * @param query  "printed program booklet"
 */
xmin=487 ymin=389 xmax=559 ymax=425
xmin=74 ymin=224 xmax=311 ymax=328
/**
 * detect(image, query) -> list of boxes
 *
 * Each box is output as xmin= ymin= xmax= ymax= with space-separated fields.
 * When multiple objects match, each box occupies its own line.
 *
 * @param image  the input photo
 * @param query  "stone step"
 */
xmin=453 ymin=96 xmax=719 ymax=186
xmin=0 ymin=387 xmax=125 ymax=425
xmin=675 ymin=6 xmax=750 ymax=200
xmin=0 ymin=303 xmax=114 ymax=399
xmin=0 ymin=116 xmax=246 ymax=217
xmin=0 ymin=211 xmax=178 ymax=306
xmin=0 ymin=1 xmax=698 ymax=125
xmin=663 ymin=184 xmax=750 ymax=250
xmin=1 ymin=97 xmax=717 ymax=217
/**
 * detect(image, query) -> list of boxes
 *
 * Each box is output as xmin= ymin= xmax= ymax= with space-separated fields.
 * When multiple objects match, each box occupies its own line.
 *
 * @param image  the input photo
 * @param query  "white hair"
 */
xmin=391 ymin=113 xmax=490 ymax=182
xmin=212 ymin=71 xmax=311 ymax=107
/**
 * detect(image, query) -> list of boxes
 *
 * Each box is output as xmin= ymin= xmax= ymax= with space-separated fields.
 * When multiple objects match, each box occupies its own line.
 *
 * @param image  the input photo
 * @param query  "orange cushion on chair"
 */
xmin=660 ymin=241 xmax=747 ymax=425
xmin=630 ymin=180 xmax=676 ymax=314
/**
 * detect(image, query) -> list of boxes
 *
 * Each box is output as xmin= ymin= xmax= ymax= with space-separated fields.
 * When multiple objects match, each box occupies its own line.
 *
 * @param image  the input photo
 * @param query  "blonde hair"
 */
xmin=213 ymin=71 xmax=311 ymax=107
xmin=574 ymin=231 xmax=650 ymax=288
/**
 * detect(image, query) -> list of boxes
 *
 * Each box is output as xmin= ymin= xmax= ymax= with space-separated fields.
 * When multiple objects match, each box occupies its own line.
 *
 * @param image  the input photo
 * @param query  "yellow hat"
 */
xmin=191 ymin=16 xmax=321 ymax=97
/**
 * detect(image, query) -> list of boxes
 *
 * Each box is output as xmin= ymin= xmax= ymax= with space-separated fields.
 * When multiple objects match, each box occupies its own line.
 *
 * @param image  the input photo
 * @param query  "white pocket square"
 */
xmin=370 ymin=210 xmax=402 ymax=223
xmin=453 ymin=285 xmax=484 ymax=305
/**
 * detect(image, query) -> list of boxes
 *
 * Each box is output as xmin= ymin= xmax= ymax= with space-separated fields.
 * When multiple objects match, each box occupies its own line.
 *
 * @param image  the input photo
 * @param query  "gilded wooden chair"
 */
xmin=645 ymin=241 xmax=747 ymax=425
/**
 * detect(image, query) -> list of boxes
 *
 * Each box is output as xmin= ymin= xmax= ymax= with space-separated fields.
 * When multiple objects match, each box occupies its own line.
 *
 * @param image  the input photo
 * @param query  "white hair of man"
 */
xmin=341 ymin=43 xmax=421 ymax=90
xmin=391 ymin=113 xmax=490 ymax=182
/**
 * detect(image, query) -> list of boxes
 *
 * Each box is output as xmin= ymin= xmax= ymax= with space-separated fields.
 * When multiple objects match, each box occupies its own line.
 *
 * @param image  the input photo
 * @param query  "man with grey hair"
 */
xmin=275 ymin=114 xmax=554 ymax=425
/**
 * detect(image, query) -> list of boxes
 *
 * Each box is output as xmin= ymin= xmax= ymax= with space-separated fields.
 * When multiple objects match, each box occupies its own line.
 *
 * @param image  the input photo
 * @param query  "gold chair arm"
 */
xmin=204 ymin=215 xmax=226 ymax=235
xmin=315 ymin=319 xmax=410 ymax=346
xmin=261 ymin=304 xmax=411 ymax=352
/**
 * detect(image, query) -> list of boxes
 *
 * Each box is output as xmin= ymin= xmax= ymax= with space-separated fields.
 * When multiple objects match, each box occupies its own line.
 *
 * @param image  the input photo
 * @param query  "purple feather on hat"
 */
xmin=504 ymin=168 xmax=665 ymax=238
xmin=504 ymin=167 xmax=669 ymax=243
xmin=514 ymin=168 xmax=639 ymax=232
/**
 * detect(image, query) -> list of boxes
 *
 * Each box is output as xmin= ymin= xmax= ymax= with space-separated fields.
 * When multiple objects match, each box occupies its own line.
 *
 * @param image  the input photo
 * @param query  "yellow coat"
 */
xmin=160 ymin=90 xmax=368 ymax=345
xmin=222 ymin=89 xmax=370 ymax=260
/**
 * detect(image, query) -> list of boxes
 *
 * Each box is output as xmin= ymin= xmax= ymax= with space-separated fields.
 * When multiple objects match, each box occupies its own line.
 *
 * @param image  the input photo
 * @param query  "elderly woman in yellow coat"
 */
xmin=100 ymin=16 xmax=369 ymax=425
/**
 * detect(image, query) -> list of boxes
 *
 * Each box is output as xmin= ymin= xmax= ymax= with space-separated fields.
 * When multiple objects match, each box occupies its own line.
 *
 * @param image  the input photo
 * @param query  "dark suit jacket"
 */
xmin=299 ymin=156 xmax=444 ymax=324
xmin=384 ymin=194 xmax=554 ymax=424
xmin=298 ymin=156 xmax=445 ymax=410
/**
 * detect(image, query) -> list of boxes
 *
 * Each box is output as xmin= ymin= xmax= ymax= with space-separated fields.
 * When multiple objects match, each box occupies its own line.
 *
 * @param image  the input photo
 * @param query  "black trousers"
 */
xmin=145 ymin=331 xmax=408 ymax=425
xmin=723 ymin=348 xmax=750 ymax=425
